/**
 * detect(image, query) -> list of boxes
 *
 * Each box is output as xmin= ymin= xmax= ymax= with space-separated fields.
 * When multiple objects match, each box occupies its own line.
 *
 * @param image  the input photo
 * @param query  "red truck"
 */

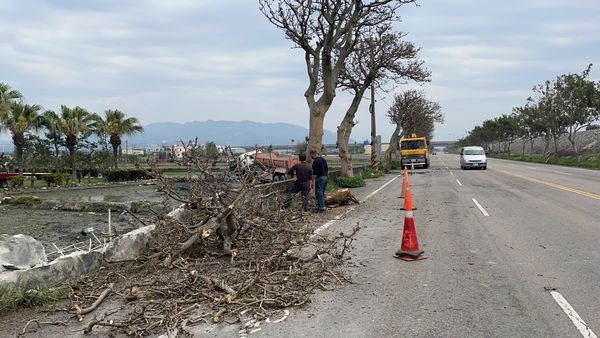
xmin=233 ymin=151 xmax=300 ymax=182
xmin=253 ymin=152 xmax=300 ymax=181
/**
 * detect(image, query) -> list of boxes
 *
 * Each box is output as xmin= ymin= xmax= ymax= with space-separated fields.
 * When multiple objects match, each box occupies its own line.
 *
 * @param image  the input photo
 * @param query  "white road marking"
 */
xmin=312 ymin=175 xmax=398 ymax=237
xmin=456 ymin=179 xmax=463 ymax=186
xmin=311 ymin=206 xmax=356 ymax=237
xmin=449 ymin=171 xmax=454 ymax=176
xmin=550 ymin=291 xmax=598 ymax=338
xmin=437 ymin=155 xmax=449 ymax=168
xmin=363 ymin=175 xmax=399 ymax=201
xmin=471 ymin=198 xmax=489 ymax=216
xmin=553 ymin=170 xmax=572 ymax=176
xmin=525 ymin=166 xmax=536 ymax=170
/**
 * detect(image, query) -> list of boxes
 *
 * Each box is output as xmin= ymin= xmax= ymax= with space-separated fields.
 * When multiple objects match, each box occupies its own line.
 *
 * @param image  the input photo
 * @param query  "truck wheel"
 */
xmin=424 ymin=162 xmax=429 ymax=169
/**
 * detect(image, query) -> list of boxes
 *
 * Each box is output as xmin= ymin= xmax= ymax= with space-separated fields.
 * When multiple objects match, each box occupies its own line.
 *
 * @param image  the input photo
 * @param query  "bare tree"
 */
xmin=383 ymin=90 xmax=442 ymax=163
xmin=336 ymin=24 xmax=429 ymax=176
xmin=259 ymin=0 xmax=416 ymax=160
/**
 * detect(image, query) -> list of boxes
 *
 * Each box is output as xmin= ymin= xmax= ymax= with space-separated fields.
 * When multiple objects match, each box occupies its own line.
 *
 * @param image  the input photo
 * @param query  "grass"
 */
xmin=0 ymin=285 xmax=71 ymax=314
xmin=361 ymin=169 xmax=384 ymax=179
xmin=493 ymin=152 xmax=600 ymax=170
xmin=3 ymin=195 xmax=41 ymax=206
xmin=334 ymin=176 xmax=365 ymax=188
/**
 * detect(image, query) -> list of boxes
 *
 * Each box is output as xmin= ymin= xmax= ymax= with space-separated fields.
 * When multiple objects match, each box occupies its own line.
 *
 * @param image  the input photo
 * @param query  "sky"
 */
xmin=1 ymin=0 xmax=599 ymax=145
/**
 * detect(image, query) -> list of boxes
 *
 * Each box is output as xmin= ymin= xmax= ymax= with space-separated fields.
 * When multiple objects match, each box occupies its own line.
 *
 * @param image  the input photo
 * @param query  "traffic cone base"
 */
xmin=394 ymin=252 xmax=428 ymax=261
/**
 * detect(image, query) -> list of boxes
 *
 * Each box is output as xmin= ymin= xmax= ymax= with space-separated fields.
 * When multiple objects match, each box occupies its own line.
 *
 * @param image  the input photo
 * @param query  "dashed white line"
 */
xmin=437 ymin=155 xmax=449 ymax=168
xmin=550 ymin=291 xmax=597 ymax=338
xmin=471 ymin=198 xmax=489 ymax=216
xmin=553 ymin=170 xmax=572 ymax=176
xmin=456 ymin=179 xmax=463 ymax=186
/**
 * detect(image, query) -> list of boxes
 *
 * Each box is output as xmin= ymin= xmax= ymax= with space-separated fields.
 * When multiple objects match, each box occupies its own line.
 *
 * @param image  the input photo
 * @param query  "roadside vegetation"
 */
xmin=493 ymin=152 xmax=600 ymax=170
xmin=454 ymin=65 xmax=600 ymax=167
xmin=0 ymin=285 xmax=71 ymax=314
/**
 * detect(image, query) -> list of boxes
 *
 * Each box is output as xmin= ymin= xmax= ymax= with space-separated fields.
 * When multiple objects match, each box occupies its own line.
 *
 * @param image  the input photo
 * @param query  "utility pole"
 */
xmin=370 ymin=83 xmax=378 ymax=171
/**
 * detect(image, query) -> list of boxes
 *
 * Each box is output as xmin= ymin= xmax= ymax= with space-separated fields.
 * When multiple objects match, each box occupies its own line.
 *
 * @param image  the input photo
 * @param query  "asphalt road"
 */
xmin=244 ymin=153 xmax=600 ymax=338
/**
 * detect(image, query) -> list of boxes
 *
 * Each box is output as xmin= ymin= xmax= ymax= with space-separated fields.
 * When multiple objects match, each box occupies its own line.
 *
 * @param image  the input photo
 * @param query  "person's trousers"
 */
xmin=282 ymin=183 xmax=310 ymax=211
xmin=315 ymin=175 xmax=328 ymax=210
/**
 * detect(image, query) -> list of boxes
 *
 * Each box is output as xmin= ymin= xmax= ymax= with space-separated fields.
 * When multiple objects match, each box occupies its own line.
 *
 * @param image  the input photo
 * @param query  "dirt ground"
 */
xmin=0 ymin=191 xmax=359 ymax=338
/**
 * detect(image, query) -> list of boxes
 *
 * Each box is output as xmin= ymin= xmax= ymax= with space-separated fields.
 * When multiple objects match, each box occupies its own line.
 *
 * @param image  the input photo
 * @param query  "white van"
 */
xmin=460 ymin=146 xmax=487 ymax=170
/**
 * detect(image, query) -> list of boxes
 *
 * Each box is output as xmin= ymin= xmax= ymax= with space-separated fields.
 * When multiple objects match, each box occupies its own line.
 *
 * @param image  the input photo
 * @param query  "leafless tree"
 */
xmin=259 ymin=0 xmax=417 ymax=160
xmin=384 ymin=90 xmax=443 ymax=163
xmin=336 ymin=24 xmax=429 ymax=176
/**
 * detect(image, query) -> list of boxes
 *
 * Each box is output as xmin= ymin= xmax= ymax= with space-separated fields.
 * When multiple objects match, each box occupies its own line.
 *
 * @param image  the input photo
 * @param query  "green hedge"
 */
xmin=7 ymin=176 xmax=25 ymax=188
xmin=42 ymin=174 xmax=71 ymax=187
xmin=5 ymin=195 xmax=41 ymax=206
xmin=335 ymin=176 xmax=365 ymax=188
xmin=102 ymin=169 xmax=152 ymax=182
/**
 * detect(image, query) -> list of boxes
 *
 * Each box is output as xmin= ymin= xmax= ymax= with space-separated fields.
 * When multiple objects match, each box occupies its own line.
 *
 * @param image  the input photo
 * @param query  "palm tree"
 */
xmin=58 ymin=105 xmax=98 ymax=178
xmin=0 ymin=102 xmax=43 ymax=174
xmin=0 ymin=83 xmax=22 ymax=116
xmin=42 ymin=110 xmax=64 ymax=172
xmin=99 ymin=109 xmax=144 ymax=169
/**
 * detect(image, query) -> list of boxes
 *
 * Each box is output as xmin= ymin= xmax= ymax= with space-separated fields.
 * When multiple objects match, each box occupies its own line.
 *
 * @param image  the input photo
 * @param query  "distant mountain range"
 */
xmin=0 ymin=120 xmax=340 ymax=151
xmin=126 ymin=120 xmax=338 ymax=147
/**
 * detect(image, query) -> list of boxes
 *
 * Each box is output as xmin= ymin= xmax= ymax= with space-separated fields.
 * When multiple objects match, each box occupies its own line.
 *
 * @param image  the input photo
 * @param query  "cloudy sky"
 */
xmin=1 ymin=0 xmax=599 ymax=144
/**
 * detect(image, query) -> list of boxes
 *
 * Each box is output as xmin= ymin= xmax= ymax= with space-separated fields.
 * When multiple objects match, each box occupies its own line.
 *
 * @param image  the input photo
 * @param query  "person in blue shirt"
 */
xmin=309 ymin=148 xmax=328 ymax=212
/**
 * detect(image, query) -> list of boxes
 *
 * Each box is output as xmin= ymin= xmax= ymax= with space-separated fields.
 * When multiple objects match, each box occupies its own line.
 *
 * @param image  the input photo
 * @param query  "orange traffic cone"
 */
xmin=401 ymin=185 xmax=417 ymax=210
xmin=394 ymin=188 xmax=427 ymax=261
xmin=399 ymin=168 xmax=408 ymax=199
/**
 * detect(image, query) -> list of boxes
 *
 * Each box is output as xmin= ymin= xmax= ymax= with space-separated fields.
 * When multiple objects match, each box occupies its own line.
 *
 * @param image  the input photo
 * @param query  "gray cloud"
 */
xmin=1 ymin=0 xmax=599 ymax=143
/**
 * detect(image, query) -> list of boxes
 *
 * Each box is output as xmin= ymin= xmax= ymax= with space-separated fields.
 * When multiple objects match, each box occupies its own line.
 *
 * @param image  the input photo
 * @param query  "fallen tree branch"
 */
xmin=76 ymin=283 xmax=114 ymax=315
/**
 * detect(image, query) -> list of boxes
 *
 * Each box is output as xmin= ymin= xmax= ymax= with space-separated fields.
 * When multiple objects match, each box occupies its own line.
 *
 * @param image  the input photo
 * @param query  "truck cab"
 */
xmin=400 ymin=134 xmax=430 ymax=169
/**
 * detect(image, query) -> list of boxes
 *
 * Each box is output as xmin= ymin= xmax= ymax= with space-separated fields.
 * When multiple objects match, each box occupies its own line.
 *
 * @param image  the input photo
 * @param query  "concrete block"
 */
xmin=0 ymin=234 xmax=47 ymax=272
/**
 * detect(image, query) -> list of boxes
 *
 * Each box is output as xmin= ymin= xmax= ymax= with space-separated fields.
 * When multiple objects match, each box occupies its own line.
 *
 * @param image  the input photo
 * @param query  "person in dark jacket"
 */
xmin=282 ymin=153 xmax=312 ymax=212
xmin=310 ymin=148 xmax=328 ymax=212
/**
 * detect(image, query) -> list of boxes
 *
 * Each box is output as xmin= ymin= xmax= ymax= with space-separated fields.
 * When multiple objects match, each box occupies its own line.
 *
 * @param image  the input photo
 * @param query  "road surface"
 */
xmin=236 ymin=153 xmax=600 ymax=337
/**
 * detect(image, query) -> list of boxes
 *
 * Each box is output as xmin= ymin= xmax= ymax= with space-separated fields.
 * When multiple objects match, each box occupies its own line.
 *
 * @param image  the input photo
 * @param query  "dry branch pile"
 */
xmin=26 ymin=144 xmax=360 ymax=337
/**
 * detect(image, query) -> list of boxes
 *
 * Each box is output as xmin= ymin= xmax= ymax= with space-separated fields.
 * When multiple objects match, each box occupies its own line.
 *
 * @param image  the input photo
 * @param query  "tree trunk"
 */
xmin=543 ymin=133 xmax=551 ymax=156
xmin=384 ymin=124 xmax=402 ymax=165
xmin=522 ymin=140 xmax=526 ymax=156
xmin=112 ymin=144 xmax=119 ymax=169
xmin=69 ymin=145 xmax=76 ymax=178
xmin=529 ymin=138 xmax=535 ymax=157
xmin=307 ymin=102 xmax=328 ymax=163
xmin=53 ymin=141 xmax=61 ymax=173
xmin=15 ymin=145 xmax=24 ymax=176
xmin=337 ymin=86 xmax=369 ymax=177
xmin=110 ymin=135 xmax=121 ymax=169
xmin=12 ymin=135 xmax=25 ymax=176
xmin=552 ymin=134 xmax=559 ymax=156
xmin=567 ymin=132 xmax=581 ymax=163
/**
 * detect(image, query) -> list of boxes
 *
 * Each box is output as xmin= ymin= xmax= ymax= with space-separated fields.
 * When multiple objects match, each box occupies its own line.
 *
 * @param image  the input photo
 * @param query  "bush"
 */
xmin=8 ymin=176 xmax=25 ymax=188
xmin=386 ymin=160 xmax=400 ymax=170
xmin=102 ymin=169 xmax=152 ymax=182
xmin=5 ymin=195 xmax=41 ymax=206
xmin=361 ymin=169 xmax=383 ymax=179
xmin=42 ymin=174 xmax=70 ymax=187
xmin=335 ymin=176 xmax=365 ymax=188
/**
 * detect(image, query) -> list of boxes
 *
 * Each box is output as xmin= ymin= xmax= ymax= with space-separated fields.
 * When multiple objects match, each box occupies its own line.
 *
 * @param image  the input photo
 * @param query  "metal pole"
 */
xmin=370 ymin=83 xmax=378 ymax=171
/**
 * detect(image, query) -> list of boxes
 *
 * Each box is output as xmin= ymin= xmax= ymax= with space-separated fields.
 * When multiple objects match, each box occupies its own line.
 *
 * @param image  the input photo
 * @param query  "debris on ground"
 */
xmin=17 ymin=143 xmax=359 ymax=337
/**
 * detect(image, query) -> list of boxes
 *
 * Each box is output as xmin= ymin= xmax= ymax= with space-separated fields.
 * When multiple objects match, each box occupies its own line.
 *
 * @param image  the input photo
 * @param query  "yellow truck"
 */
xmin=400 ymin=133 xmax=430 ymax=169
